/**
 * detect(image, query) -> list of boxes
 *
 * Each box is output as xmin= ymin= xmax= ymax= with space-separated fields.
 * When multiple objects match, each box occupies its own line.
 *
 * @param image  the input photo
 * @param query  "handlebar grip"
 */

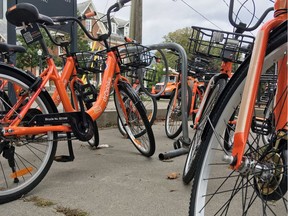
xmin=124 ymin=36 xmax=136 ymax=43
xmin=78 ymin=11 xmax=96 ymax=20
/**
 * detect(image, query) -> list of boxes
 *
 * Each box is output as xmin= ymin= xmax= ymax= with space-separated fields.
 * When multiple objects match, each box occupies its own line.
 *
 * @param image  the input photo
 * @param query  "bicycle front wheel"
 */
xmin=165 ymin=83 xmax=192 ymax=139
xmin=114 ymin=81 xmax=155 ymax=157
xmin=0 ymin=67 xmax=57 ymax=204
xmin=117 ymin=90 xmax=157 ymax=137
xmin=189 ymin=25 xmax=287 ymax=215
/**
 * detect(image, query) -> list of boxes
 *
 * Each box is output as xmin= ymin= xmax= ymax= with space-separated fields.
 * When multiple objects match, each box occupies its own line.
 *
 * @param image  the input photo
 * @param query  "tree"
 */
xmin=162 ymin=27 xmax=193 ymax=70
xmin=15 ymin=27 xmax=90 ymax=72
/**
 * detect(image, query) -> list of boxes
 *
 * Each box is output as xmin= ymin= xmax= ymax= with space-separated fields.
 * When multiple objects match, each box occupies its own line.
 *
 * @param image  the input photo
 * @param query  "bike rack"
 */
xmin=123 ymin=42 xmax=190 ymax=159
xmin=145 ymin=43 xmax=190 ymax=160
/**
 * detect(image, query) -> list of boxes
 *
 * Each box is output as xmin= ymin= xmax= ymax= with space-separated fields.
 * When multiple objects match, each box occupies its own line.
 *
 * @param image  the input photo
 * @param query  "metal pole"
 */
xmin=129 ymin=0 xmax=142 ymax=43
xmin=7 ymin=0 xmax=17 ymax=104
xmin=144 ymin=43 xmax=191 ymax=160
xmin=147 ymin=43 xmax=189 ymax=143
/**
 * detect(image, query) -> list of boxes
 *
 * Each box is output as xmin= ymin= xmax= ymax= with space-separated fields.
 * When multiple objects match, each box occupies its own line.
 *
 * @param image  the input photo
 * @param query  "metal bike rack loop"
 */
xmin=123 ymin=42 xmax=190 ymax=160
xmin=145 ymin=43 xmax=190 ymax=160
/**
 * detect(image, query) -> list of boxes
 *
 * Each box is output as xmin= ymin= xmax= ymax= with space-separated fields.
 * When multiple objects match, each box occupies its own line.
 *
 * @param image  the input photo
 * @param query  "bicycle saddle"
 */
xmin=6 ymin=3 xmax=53 ymax=27
xmin=0 ymin=42 xmax=26 ymax=53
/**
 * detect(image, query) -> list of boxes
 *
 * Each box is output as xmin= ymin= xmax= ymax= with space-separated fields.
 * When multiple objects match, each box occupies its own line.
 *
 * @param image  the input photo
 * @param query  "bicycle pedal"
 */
xmin=54 ymin=155 xmax=74 ymax=162
xmin=251 ymin=116 xmax=271 ymax=135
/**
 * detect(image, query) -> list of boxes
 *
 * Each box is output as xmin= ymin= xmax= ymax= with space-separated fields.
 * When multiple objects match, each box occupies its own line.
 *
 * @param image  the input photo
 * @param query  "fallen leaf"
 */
xmin=167 ymin=172 xmax=180 ymax=180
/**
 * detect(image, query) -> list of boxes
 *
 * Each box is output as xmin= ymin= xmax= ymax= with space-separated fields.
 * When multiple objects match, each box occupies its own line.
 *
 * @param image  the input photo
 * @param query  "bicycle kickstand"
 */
xmin=54 ymin=132 xmax=75 ymax=162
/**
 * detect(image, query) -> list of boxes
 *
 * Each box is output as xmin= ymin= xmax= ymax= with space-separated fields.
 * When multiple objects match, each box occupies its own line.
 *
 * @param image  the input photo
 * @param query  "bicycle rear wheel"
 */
xmin=182 ymin=78 xmax=226 ymax=184
xmin=165 ymin=83 xmax=192 ymax=139
xmin=189 ymin=25 xmax=287 ymax=215
xmin=0 ymin=67 xmax=57 ymax=204
xmin=114 ymin=81 xmax=155 ymax=157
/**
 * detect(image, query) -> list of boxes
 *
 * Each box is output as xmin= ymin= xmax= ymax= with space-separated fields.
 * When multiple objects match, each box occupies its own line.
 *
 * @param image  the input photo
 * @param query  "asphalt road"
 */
xmin=0 ymin=121 xmax=192 ymax=216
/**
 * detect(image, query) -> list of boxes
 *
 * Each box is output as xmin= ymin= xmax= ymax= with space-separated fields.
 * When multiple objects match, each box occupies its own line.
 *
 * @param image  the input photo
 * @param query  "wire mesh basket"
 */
xmin=114 ymin=42 xmax=154 ymax=70
xmin=189 ymin=26 xmax=255 ymax=63
xmin=74 ymin=51 xmax=106 ymax=74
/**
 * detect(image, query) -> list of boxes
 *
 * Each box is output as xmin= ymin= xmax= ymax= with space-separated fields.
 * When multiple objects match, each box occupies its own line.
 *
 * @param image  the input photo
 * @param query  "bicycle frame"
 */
xmin=1 ymin=50 xmax=126 ymax=136
xmin=189 ymin=77 xmax=204 ymax=116
xmin=170 ymin=74 xmax=203 ymax=117
xmin=232 ymin=0 xmax=287 ymax=169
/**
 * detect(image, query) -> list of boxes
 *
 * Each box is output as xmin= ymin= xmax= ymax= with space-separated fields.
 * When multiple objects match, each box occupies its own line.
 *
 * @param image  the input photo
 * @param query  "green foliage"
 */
xmin=162 ymin=27 xmax=193 ymax=69
xmin=15 ymin=26 xmax=90 ymax=71
xmin=76 ymin=28 xmax=90 ymax=51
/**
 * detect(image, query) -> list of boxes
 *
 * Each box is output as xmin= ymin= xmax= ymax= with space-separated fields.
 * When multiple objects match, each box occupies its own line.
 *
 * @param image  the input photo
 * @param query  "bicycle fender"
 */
xmin=211 ymin=73 xmax=230 ymax=84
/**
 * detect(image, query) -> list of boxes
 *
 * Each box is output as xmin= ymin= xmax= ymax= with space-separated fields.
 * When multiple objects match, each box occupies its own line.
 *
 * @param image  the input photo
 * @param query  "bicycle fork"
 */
xmin=223 ymin=15 xmax=287 ymax=173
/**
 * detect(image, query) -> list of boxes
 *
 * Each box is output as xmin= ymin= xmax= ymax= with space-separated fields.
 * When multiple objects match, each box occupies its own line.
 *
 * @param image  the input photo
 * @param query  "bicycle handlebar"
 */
xmin=228 ymin=0 xmax=274 ymax=31
xmin=45 ymin=0 xmax=131 ymax=45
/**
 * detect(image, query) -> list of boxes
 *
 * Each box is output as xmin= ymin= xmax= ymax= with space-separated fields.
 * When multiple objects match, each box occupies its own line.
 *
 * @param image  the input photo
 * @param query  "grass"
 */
xmin=23 ymin=195 xmax=55 ymax=207
xmin=55 ymin=206 xmax=89 ymax=216
xmin=23 ymin=195 xmax=89 ymax=216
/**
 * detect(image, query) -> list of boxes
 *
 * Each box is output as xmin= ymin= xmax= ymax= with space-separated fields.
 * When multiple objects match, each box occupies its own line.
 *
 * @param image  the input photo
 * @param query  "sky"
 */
xmin=82 ymin=0 xmax=274 ymax=45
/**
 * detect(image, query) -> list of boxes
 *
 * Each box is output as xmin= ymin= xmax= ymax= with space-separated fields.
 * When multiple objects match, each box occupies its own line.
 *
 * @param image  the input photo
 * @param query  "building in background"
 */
xmin=0 ymin=0 xmax=129 ymax=46
xmin=77 ymin=0 xmax=130 ymax=50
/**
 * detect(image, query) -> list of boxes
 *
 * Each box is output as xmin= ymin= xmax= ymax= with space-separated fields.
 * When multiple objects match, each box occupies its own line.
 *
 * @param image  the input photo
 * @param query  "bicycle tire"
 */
xmin=182 ymin=78 xmax=226 ymax=184
xmin=117 ymin=90 xmax=157 ymax=137
xmin=189 ymin=24 xmax=287 ymax=215
xmin=0 ymin=66 xmax=57 ymax=204
xmin=165 ymin=83 xmax=192 ymax=139
xmin=114 ymin=81 xmax=155 ymax=157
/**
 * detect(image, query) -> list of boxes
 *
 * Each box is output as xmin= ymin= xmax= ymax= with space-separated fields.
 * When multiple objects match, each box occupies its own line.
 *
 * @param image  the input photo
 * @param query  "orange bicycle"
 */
xmin=0 ymin=41 xmax=100 ymax=148
xmin=164 ymin=59 xmax=206 ymax=139
xmin=189 ymin=0 xmax=287 ymax=215
xmin=0 ymin=0 xmax=155 ymax=204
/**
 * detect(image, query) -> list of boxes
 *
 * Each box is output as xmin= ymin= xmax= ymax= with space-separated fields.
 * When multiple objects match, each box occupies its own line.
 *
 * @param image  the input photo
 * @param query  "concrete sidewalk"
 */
xmin=1 ymin=121 xmax=191 ymax=216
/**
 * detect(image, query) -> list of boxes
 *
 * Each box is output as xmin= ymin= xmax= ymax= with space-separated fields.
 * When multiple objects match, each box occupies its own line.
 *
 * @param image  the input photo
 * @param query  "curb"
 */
xmin=97 ymin=109 xmax=167 ymax=128
xmin=97 ymin=107 xmax=265 ymax=128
